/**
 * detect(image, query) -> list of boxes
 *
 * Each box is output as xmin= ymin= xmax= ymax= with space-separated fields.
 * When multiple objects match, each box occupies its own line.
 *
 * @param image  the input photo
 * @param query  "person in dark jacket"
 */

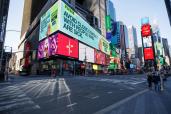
xmin=153 ymin=69 xmax=160 ymax=91
xmin=146 ymin=69 xmax=153 ymax=89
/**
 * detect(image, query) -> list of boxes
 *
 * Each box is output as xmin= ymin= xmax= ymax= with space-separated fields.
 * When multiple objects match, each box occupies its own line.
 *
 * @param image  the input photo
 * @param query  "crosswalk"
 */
xmin=0 ymin=85 xmax=40 ymax=113
xmin=0 ymin=79 xmax=58 ymax=113
xmin=79 ymin=77 xmax=147 ymax=85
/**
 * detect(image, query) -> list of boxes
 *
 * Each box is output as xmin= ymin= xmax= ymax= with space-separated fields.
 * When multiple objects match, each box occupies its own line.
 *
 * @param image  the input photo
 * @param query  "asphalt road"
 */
xmin=0 ymin=75 xmax=170 ymax=114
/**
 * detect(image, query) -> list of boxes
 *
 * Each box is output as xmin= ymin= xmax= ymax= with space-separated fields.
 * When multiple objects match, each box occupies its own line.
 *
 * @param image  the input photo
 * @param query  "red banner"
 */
xmin=95 ymin=49 xmax=106 ymax=65
xmin=141 ymin=24 xmax=151 ymax=37
xmin=144 ymin=48 xmax=154 ymax=60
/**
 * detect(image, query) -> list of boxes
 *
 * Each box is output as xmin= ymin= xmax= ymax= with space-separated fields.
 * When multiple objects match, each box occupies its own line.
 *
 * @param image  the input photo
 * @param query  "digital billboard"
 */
xmin=38 ymin=38 xmax=49 ymax=59
xmin=94 ymin=49 xmax=106 ymax=65
xmin=39 ymin=0 xmax=110 ymax=52
xmin=99 ymin=37 xmax=110 ymax=55
xmin=141 ymin=24 xmax=151 ymax=37
xmin=79 ymin=43 xmax=94 ymax=63
xmin=59 ymin=1 xmax=101 ymax=50
xmin=38 ymin=33 xmax=78 ymax=59
xmin=39 ymin=1 xmax=59 ymax=41
xmin=143 ymin=36 xmax=152 ymax=48
xmin=144 ymin=48 xmax=154 ymax=60
xmin=57 ymin=33 xmax=78 ymax=58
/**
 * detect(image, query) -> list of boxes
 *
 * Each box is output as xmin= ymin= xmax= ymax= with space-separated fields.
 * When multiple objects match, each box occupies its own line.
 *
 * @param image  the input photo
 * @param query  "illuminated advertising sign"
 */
xmin=143 ymin=36 xmax=152 ymax=48
xmin=25 ymin=42 xmax=31 ymax=66
xmin=39 ymin=2 xmax=59 ymax=41
xmin=79 ymin=43 xmax=94 ymax=63
xmin=38 ymin=33 xmax=78 ymax=59
xmin=99 ymin=37 xmax=110 ymax=55
xmin=141 ymin=24 xmax=151 ymax=37
xmin=144 ymin=48 xmax=154 ymax=60
xmin=38 ymin=34 xmax=58 ymax=59
xmin=38 ymin=38 xmax=50 ymax=59
xmin=40 ymin=0 xmax=110 ymax=53
xmin=59 ymin=1 xmax=101 ymax=50
xmin=57 ymin=33 xmax=78 ymax=58
xmin=105 ymin=15 xmax=111 ymax=31
xmin=94 ymin=49 xmax=106 ymax=65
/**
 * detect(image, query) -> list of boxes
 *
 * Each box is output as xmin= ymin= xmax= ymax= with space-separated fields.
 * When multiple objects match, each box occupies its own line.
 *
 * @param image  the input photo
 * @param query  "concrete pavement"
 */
xmin=0 ymin=74 xmax=170 ymax=114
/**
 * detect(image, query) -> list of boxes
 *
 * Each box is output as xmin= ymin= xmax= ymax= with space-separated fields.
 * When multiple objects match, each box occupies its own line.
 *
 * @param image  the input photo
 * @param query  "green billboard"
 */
xmin=105 ymin=15 xmax=111 ymax=31
xmin=39 ymin=0 xmax=110 ymax=55
xmin=39 ymin=2 xmax=59 ymax=41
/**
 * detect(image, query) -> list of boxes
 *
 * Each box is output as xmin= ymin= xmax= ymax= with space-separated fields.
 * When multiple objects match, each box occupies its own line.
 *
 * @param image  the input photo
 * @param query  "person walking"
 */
xmin=146 ymin=69 xmax=153 ymax=89
xmin=160 ymin=67 xmax=165 ymax=91
xmin=153 ymin=69 xmax=160 ymax=92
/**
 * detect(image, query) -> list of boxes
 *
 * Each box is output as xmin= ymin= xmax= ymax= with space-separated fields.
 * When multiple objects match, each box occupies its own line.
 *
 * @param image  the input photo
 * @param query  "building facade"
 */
xmin=162 ymin=38 xmax=171 ymax=65
xmin=17 ymin=0 xmax=109 ymax=75
xmin=0 ymin=0 xmax=10 ymax=72
xmin=127 ymin=26 xmax=138 ymax=59
xmin=164 ymin=0 xmax=171 ymax=26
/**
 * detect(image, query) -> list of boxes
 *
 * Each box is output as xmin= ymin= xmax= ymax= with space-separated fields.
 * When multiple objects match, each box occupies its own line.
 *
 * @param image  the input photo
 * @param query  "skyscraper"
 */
xmin=164 ymin=0 xmax=171 ymax=26
xmin=106 ymin=0 xmax=116 ymax=21
xmin=0 ymin=0 xmax=10 ymax=72
xmin=162 ymin=38 xmax=171 ymax=65
xmin=127 ymin=26 xmax=138 ymax=58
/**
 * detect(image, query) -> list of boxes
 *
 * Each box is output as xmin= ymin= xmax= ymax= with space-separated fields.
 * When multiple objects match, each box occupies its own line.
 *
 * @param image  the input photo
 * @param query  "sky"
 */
xmin=5 ymin=0 xmax=171 ymax=52
xmin=5 ymin=0 xmax=24 ymax=52
xmin=113 ymin=0 xmax=171 ymax=46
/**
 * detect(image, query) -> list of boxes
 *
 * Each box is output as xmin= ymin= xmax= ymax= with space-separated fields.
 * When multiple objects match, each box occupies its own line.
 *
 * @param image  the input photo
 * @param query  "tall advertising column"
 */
xmin=141 ymin=18 xmax=156 ymax=69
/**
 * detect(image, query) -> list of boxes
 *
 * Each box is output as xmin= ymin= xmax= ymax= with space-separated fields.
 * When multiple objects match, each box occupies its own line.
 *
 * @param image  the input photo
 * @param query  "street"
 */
xmin=0 ymin=75 xmax=170 ymax=114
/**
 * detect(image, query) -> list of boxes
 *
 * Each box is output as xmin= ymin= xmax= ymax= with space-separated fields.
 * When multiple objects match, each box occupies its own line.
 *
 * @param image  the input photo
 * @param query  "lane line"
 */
xmin=93 ymin=89 xmax=148 ymax=114
xmin=66 ymin=103 xmax=77 ymax=107
xmin=107 ymin=92 xmax=112 ymax=94
xmin=91 ymin=96 xmax=99 ymax=99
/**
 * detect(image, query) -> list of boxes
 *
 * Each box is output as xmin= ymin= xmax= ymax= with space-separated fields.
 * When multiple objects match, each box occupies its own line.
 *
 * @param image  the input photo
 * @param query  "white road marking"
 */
xmin=93 ymin=89 xmax=149 ymax=114
xmin=107 ymin=92 xmax=113 ymax=94
xmin=91 ymin=96 xmax=99 ymax=99
xmin=0 ymin=84 xmax=40 ymax=112
xmin=66 ymin=103 xmax=77 ymax=107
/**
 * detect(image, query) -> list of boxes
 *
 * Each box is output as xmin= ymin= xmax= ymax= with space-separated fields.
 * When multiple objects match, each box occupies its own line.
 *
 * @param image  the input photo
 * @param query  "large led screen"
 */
xmin=94 ymin=49 xmax=106 ymax=65
xmin=144 ymin=48 xmax=154 ymax=60
xmin=39 ymin=2 xmax=59 ymax=41
xmin=39 ymin=0 xmax=110 ymax=54
xmin=143 ymin=36 xmax=152 ymax=48
xmin=57 ymin=33 xmax=78 ymax=58
xmin=38 ymin=38 xmax=49 ymax=59
xmin=99 ymin=37 xmax=110 ymax=55
xmin=141 ymin=24 xmax=151 ymax=37
xmin=79 ymin=43 xmax=94 ymax=63
xmin=38 ymin=33 xmax=78 ymax=59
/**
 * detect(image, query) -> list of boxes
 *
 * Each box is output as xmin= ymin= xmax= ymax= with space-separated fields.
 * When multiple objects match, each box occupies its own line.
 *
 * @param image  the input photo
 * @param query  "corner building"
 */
xmin=18 ymin=0 xmax=110 ymax=76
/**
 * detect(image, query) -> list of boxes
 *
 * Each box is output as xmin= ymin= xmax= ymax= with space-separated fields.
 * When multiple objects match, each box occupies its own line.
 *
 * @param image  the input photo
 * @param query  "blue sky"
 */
xmin=113 ymin=0 xmax=171 ymax=46
xmin=5 ymin=0 xmax=171 ymax=51
xmin=5 ymin=0 xmax=24 ymax=52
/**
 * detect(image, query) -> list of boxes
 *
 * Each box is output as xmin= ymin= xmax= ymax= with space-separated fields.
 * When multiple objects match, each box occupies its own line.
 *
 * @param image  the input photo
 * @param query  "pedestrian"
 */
xmin=160 ymin=67 xmax=165 ymax=91
xmin=153 ymin=69 xmax=160 ymax=92
xmin=146 ymin=69 xmax=153 ymax=89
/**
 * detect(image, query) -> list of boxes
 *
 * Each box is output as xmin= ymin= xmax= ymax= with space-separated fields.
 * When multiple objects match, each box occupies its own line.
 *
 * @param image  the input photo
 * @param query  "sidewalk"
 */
xmin=95 ymin=77 xmax=171 ymax=114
